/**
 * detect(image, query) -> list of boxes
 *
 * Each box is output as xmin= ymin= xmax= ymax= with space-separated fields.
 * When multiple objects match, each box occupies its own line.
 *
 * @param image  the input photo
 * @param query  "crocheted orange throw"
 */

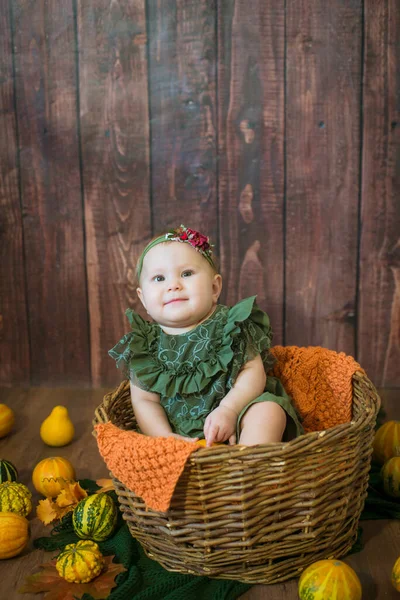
xmin=96 ymin=346 xmax=364 ymax=512
xmin=270 ymin=345 xmax=364 ymax=433
xmin=95 ymin=423 xmax=198 ymax=512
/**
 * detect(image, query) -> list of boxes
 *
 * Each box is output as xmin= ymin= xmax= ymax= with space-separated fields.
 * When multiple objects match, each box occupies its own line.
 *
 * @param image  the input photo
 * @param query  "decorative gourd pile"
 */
xmin=373 ymin=420 xmax=400 ymax=499
xmin=30 ymin=454 xmax=118 ymax=583
xmin=0 ymin=459 xmax=30 ymax=559
xmin=0 ymin=402 xmax=121 ymax=588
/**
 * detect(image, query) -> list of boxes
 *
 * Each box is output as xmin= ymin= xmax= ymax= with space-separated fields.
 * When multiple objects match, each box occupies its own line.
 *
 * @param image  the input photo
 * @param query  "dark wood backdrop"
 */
xmin=1 ymin=0 xmax=399 ymax=389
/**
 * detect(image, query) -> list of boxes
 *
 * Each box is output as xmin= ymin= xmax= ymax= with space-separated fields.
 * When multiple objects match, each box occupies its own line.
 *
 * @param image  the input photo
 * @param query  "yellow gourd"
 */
xmin=373 ymin=420 xmax=400 ymax=464
xmin=40 ymin=406 xmax=75 ymax=447
xmin=0 ymin=512 xmax=29 ymax=559
xmin=392 ymin=556 xmax=400 ymax=591
xmin=0 ymin=404 xmax=15 ymax=438
xmin=0 ymin=482 xmax=32 ymax=517
xmin=56 ymin=540 xmax=104 ymax=583
xmin=298 ymin=559 xmax=362 ymax=600
xmin=382 ymin=456 xmax=400 ymax=498
xmin=196 ymin=439 xmax=223 ymax=447
xmin=32 ymin=456 xmax=76 ymax=497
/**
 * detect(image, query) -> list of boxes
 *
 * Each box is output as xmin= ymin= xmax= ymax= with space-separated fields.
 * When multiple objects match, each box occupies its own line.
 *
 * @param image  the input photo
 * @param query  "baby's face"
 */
xmin=137 ymin=242 xmax=222 ymax=333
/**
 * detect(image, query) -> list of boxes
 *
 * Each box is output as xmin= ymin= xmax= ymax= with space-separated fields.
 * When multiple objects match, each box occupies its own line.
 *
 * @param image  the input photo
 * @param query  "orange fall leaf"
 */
xmin=57 ymin=482 xmax=87 ymax=507
xmin=36 ymin=481 xmax=88 ymax=525
xmin=18 ymin=555 xmax=126 ymax=600
xmin=95 ymin=478 xmax=114 ymax=494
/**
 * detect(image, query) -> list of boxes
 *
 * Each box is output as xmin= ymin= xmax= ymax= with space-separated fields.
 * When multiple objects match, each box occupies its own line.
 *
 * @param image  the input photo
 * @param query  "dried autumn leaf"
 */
xmin=95 ymin=478 xmax=114 ymax=494
xmin=36 ymin=481 xmax=88 ymax=525
xmin=36 ymin=498 xmax=75 ymax=525
xmin=57 ymin=481 xmax=87 ymax=507
xmin=36 ymin=499 xmax=61 ymax=526
xmin=18 ymin=555 xmax=126 ymax=600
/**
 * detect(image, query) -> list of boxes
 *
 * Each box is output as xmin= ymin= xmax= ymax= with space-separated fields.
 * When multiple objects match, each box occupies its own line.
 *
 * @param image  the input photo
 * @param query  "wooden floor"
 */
xmin=0 ymin=386 xmax=399 ymax=599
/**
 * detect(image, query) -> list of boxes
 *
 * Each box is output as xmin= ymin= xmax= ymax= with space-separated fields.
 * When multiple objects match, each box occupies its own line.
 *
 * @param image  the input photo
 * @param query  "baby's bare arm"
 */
xmin=130 ymin=382 xmax=197 ymax=441
xmin=130 ymin=382 xmax=173 ymax=437
xmin=219 ymin=354 xmax=266 ymax=413
xmin=204 ymin=355 xmax=266 ymax=445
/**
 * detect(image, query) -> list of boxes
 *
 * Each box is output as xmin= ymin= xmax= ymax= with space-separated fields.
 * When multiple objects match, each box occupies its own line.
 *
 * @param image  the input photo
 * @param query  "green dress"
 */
xmin=109 ymin=296 xmax=303 ymax=442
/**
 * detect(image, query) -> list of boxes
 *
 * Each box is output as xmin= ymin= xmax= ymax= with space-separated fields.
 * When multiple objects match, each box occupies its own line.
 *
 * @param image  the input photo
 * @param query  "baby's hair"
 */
xmin=135 ymin=229 xmax=219 ymax=284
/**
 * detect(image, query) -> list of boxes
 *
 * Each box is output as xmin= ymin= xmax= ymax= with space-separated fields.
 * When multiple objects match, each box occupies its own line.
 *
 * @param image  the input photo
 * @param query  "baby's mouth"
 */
xmin=164 ymin=298 xmax=188 ymax=306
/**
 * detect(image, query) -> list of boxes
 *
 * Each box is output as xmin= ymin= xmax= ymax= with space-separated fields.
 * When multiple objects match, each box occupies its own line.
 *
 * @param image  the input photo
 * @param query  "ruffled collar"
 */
xmin=119 ymin=297 xmax=260 ymax=397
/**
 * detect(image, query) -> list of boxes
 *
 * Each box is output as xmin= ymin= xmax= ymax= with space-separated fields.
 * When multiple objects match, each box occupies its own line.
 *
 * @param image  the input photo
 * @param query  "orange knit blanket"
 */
xmin=270 ymin=346 xmax=364 ymax=433
xmin=95 ymin=346 xmax=364 ymax=512
xmin=95 ymin=424 xmax=196 ymax=512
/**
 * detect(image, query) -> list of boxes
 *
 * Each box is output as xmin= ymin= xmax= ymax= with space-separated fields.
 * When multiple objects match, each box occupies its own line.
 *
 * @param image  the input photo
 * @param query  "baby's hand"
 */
xmin=204 ymin=405 xmax=237 ymax=447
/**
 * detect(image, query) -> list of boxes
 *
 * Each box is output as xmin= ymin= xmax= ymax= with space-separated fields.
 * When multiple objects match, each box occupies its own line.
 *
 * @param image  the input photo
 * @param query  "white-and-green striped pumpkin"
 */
xmin=72 ymin=493 xmax=117 ymax=542
xmin=0 ymin=460 xmax=18 ymax=483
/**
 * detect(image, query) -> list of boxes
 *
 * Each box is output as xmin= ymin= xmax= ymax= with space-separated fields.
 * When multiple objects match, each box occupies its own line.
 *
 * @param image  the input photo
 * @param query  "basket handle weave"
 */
xmin=93 ymin=379 xmax=130 ymax=432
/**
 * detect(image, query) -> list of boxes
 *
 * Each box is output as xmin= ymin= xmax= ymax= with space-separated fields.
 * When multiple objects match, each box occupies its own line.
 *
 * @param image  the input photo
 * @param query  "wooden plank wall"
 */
xmin=0 ymin=0 xmax=399 ymax=389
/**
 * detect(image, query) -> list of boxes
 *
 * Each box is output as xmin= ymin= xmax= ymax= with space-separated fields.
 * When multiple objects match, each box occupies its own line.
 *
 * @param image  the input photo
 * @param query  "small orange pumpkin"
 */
xmin=32 ymin=457 xmax=76 ymax=497
xmin=0 ymin=404 xmax=15 ymax=439
xmin=0 ymin=512 xmax=29 ymax=559
xmin=373 ymin=421 xmax=400 ymax=465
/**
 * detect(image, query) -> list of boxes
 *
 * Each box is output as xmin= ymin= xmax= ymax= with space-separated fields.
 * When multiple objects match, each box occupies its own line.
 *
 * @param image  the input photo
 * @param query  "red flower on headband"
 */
xmin=170 ymin=225 xmax=211 ymax=253
xmin=185 ymin=228 xmax=210 ymax=251
xmin=165 ymin=225 xmax=214 ymax=265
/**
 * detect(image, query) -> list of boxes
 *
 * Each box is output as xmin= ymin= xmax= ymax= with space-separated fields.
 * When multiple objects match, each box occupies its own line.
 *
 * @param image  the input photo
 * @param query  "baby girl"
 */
xmin=109 ymin=225 xmax=303 ymax=446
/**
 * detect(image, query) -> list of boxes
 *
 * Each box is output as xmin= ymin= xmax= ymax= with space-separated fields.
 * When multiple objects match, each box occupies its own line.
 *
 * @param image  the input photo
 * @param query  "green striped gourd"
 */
xmin=56 ymin=540 xmax=104 ymax=583
xmin=72 ymin=493 xmax=117 ymax=542
xmin=0 ymin=482 xmax=32 ymax=517
xmin=0 ymin=460 xmax=18 ymax=483
xmin=382 ymin=457 xmax=400 ymax=498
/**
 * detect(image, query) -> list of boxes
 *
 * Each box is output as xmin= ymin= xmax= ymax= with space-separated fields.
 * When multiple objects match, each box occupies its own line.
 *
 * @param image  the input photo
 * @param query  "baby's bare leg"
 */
xmin=238 ymin=402 xmax=286 ymax=445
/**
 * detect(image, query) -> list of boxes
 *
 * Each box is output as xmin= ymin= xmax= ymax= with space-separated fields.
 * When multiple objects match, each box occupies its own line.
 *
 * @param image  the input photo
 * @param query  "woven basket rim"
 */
xmin=92 ymin=370 xmax=380 ymax=456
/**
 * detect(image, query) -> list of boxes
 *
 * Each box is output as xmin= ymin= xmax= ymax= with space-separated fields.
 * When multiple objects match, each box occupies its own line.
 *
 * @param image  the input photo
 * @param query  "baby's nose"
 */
xmin=168 ymin=278 xmax=182 ymax=291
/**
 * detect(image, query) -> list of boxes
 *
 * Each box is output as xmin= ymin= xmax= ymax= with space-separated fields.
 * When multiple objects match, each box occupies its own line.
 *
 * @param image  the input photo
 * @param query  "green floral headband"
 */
xmin=137 ymin=225 xmax=216 ymax=279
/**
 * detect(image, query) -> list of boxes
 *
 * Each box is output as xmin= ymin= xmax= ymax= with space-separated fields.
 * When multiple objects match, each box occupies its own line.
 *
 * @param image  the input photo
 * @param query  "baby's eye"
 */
xmin=153 ymin=275 xmax=165 ymax=282
xmin=182 ymin=270 xmax=194 ymax=278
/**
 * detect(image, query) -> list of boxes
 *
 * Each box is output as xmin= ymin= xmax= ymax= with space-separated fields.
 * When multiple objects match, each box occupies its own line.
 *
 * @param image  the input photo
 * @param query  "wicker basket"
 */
xmin=93 ymin=371 xmax=380 ymax=585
